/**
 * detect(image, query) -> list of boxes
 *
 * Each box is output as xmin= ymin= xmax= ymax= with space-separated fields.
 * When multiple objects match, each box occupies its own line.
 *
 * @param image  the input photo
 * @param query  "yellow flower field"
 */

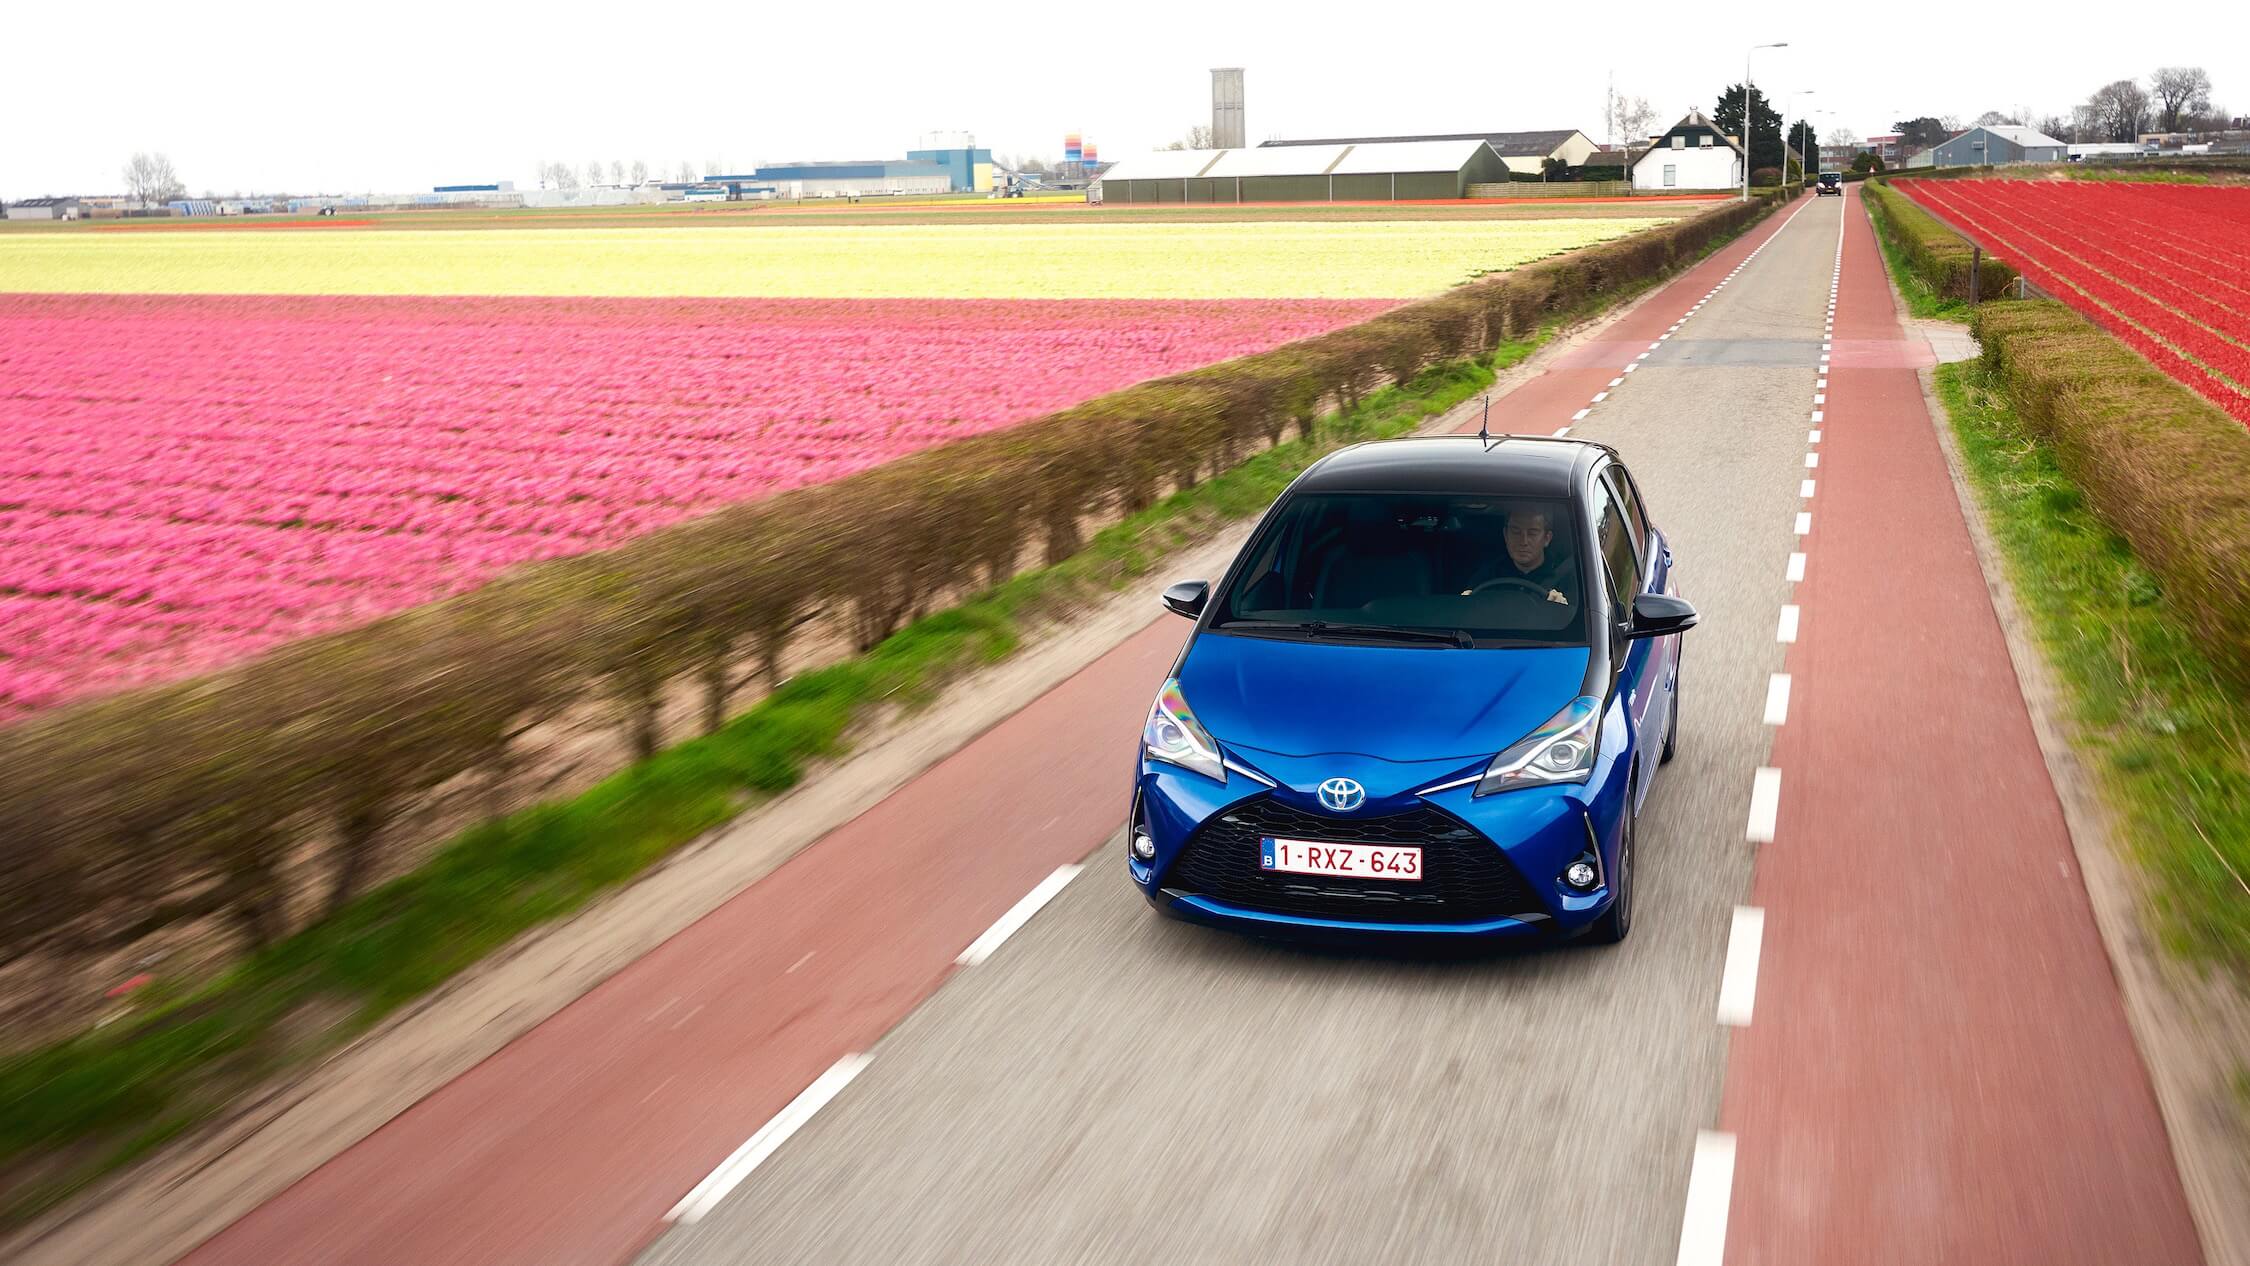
xmin=0 ymin=218 xmax=1669 ymax=300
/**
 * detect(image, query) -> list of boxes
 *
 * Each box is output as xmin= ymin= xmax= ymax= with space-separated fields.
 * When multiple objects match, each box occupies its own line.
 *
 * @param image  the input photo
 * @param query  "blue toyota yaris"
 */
xmin=1127 ymin=435 xmax=1697 ymax=944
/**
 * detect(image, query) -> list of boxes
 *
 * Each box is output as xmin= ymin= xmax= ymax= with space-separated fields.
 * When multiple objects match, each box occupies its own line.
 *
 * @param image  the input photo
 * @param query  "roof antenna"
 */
xmin=1478 ymin=393 xmax=1493 ymax=448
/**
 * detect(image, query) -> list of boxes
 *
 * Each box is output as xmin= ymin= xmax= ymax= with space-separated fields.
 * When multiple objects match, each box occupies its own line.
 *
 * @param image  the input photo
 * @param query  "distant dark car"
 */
xmin=1817 ymin=172 xmax=1843 ymax=196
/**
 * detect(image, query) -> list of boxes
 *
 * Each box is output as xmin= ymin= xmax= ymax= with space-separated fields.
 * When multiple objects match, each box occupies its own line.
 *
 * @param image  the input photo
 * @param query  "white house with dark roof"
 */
xmin=1631 ymin=110 xmax=1744 ymax=191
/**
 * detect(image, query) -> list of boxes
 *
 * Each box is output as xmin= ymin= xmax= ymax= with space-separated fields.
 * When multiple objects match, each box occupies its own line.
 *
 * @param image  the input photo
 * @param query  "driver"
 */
xmin=1466 ymin=506 xmax=1574 ymax=605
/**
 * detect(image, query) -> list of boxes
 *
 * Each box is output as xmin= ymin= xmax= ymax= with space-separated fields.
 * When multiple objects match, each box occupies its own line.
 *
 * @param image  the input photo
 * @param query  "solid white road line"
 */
xmin=1786 ymin=551 xmax=1806 ymax=582
xmin=1776 ymin=605 xmax=1800 ymax=642
xmin=667 ymin=1053 xmax=873 ymax=1224
xmin=1716 ymin=906 xmax=1767 ymax=1026
xmin=1747 ymin=767 xmax=1783 ymax=843
xmin=956 ymin=864 xmax=1083 ymax=966
xmin=1763 ymin=673 xmax=1792 ymax=725
xmin=1676 ymin=1130 xmax=1738 ymax=1266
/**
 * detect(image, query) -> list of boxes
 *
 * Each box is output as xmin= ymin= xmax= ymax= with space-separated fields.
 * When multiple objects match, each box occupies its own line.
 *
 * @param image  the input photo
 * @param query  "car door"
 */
xmin=1590 ymin=465 xmax=1659 ymax=807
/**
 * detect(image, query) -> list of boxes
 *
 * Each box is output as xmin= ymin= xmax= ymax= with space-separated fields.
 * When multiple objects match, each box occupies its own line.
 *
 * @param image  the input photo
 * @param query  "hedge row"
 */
xmin=0 ymin=193 xmax=1786 ymax=976
xmin=1971 ymin=300 xmax=2250 ymax=689
xmin=1865 ymin=181 xmax=2019 ymax=300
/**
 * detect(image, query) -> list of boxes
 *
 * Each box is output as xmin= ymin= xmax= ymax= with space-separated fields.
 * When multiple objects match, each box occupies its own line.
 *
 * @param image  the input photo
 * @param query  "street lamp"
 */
xmin=1743 ymin=41 xmax=1789 ymax=201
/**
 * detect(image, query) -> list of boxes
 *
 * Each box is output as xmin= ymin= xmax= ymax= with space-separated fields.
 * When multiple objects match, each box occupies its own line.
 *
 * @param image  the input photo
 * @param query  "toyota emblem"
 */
xmin=1317 ymin=777 xmax=1366 ymax=812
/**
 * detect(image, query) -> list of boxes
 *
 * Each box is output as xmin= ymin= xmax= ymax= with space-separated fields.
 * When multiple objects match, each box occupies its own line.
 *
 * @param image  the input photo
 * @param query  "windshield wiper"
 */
xmin=1214 ymin=619 xmax=1473 ymax=648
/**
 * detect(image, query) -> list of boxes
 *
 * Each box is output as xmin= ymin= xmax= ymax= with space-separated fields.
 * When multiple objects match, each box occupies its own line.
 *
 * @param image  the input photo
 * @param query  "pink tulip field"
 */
xmin=0 ymin=291 xmax=1396 ymax=720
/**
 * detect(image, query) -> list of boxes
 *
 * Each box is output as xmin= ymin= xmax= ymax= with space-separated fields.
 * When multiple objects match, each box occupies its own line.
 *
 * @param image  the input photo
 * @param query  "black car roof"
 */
xmin=1293 ymin=435 xmax=1610 ymax=499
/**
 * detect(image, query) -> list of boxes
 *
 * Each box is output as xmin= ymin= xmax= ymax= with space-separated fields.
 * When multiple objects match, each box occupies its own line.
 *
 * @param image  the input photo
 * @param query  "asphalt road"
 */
xmin=639 ymin=202 xmax=1837 ymax=1265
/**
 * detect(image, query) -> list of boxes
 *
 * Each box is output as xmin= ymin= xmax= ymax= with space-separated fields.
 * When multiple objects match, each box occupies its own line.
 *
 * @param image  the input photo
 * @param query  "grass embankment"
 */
xmin=1933 ymin=362 xmax=2249 ymax=969
xmin=0 ymin=335 xmax=1534 ymax=1230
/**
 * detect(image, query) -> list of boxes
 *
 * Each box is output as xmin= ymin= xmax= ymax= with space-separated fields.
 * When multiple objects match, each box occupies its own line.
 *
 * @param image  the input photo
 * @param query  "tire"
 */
xmin=1661 ymin=657 xmax=1680 ymax=765
xmin=1587 ymin=794 xmax=1635 ymax=944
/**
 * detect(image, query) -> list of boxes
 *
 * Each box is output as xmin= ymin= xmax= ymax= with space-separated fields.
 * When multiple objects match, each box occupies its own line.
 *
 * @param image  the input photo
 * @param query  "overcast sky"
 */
xmin=8 ymin=0 xmax=2248 ymax=197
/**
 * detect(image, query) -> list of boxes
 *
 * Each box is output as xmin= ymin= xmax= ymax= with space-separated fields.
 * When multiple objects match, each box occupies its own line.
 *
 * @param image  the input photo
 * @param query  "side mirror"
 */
xmin=1626 ymin=592 xmax=1699 ymax=640
xmin=1161 ymin=579 xmax=1210 ymax=620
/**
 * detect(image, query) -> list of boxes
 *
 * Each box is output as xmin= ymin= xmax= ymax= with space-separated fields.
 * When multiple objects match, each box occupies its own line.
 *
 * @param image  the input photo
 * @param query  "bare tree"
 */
xmin=630 ymin=159 xmax=648 ymax=185
xmin=1826 ymin=126 xmax=1862 ymax=148
xmin=609 ymin=160 xmax=625 ymax=185
xmin=546 ymin=161 xmax=580 ymax=191
xmin=2085 ymin=79 xmax=2152 ymax=142
xmin=1615 ymin=95 xmax=1657 ymax=145
xmin=676 ymin=161 xmax=696 ymax=183
xmin=1973 ymin=110 xmax=2022 ymax=127
xmin=586 ymin=159 xmax=606 ymax=187
xmin=122 ymin=152 xmax=185 ymax=207
xmin=1162 ymin=124 xmax=1215 ymax=151
xmin=1938 ymin=113 xmax=1965 ymax=133
xmin=2150 ymin=66 xmax=2212 ymax=131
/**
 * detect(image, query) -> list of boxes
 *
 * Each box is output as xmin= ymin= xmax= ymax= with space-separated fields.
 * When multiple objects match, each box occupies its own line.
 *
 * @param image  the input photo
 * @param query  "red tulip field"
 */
xmin=1896 ymin=179 xmax=2250 ymax=426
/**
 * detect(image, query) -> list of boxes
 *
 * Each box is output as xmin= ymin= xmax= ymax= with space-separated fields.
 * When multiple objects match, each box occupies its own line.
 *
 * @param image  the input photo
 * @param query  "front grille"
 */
xmin=1163 ymin=796 xmax=1540 ymax=925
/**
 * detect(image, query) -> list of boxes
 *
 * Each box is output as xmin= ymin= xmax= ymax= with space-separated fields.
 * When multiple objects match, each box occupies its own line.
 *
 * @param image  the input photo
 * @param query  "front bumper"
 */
xmin=1128 ymin=748 xmax=1631 ymax=942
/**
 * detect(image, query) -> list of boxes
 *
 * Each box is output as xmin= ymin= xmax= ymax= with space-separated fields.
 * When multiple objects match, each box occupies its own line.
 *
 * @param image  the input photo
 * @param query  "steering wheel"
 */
xmin=1469 ymin=576 xmax=1550 ymax=597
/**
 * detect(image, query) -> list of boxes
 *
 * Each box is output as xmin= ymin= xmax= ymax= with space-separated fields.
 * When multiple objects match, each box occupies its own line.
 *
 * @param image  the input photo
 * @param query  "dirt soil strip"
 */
xmin=1717 ymin=188 xmax=2205 ymax=1262
xmin=6 ymin=218 xmax=1759 ymax=1266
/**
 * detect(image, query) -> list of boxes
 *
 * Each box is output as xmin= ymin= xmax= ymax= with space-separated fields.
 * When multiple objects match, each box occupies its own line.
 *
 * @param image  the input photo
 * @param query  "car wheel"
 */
xmin=1588 ymin=795 xmax=1635 ymax=944
xmin=1661 ymin=660 xmax=1680 ymax=765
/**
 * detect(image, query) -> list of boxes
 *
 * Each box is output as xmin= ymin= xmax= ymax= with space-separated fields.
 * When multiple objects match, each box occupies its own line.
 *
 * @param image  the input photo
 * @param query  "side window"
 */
xmin=1671 ymin=135 xmax=1685 ymax=150
xmin=1663 ymin=164 xmax=1678 ymax=187
xmin=1604 ymin=465 xmax=1654 ymax=569
xmin=1589 ymin=478 xmax=1637 ymax=619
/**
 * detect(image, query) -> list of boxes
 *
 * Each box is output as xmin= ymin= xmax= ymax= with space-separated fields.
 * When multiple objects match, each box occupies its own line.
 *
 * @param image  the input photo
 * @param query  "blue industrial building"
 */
xmin=905 ymin=146 xmax=994 ymax=193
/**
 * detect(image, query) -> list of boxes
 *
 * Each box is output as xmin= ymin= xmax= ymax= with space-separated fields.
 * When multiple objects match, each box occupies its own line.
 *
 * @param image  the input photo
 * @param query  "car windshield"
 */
xmin=1209 ymin=492 xmax=1588 ymax=647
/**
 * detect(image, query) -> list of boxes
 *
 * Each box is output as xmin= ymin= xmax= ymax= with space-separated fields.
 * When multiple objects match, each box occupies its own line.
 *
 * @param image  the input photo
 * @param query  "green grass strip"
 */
xmin=0 ymin=335 xmax=1537 ymax=1229
xmin=1933 ymin=361 xmax=2250 ymax=977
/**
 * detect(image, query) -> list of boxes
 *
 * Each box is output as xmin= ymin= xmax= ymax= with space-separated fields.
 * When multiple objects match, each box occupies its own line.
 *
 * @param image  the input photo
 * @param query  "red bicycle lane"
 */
xmin=1717 ymin=188 xmax=2203 ymax=1263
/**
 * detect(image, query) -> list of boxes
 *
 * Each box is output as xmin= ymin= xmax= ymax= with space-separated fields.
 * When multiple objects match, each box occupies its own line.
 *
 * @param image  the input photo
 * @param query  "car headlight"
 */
xmin=1143 ymin=678 xmax=1225 ymax=784
xmin=1475 ymin=696 xmax=1601 ymax=795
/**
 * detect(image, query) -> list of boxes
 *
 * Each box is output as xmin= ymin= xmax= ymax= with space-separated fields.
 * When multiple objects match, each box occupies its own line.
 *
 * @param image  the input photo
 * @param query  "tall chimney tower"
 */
xmin=1211 ymin=67 xmax=1245 ymax=149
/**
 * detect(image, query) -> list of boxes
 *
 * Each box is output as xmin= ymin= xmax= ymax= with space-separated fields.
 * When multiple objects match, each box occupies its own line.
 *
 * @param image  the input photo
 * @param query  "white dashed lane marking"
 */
xmin=1716 ymin=907 xmax=1767 ymax=1027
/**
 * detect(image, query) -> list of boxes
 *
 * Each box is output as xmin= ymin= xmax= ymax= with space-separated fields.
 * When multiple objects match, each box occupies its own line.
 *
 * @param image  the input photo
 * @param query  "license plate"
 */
xmin=1260 ymin=836 xmax=1423 ymax=881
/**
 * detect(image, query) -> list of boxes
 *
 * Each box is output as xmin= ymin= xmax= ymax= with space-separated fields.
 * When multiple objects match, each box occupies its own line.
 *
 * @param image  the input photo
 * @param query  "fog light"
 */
xmin=1132 ymin=833 xmax=1156 ymax=861
xmin=1564 ymin=860 xmax=1597 ymax=890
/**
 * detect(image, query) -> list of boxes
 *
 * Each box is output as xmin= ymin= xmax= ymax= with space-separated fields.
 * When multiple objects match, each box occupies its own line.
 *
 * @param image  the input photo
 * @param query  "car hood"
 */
xmin=1179 ymin=631 xmax=1590 ymax=763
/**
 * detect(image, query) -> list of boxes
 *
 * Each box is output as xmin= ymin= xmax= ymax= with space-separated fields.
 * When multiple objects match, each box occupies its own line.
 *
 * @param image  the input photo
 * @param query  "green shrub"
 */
xmin=1863 ymin=182 xmax=2018 ymax=301
xmin=1972 ymin=300 xmax=2250 ymax=690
